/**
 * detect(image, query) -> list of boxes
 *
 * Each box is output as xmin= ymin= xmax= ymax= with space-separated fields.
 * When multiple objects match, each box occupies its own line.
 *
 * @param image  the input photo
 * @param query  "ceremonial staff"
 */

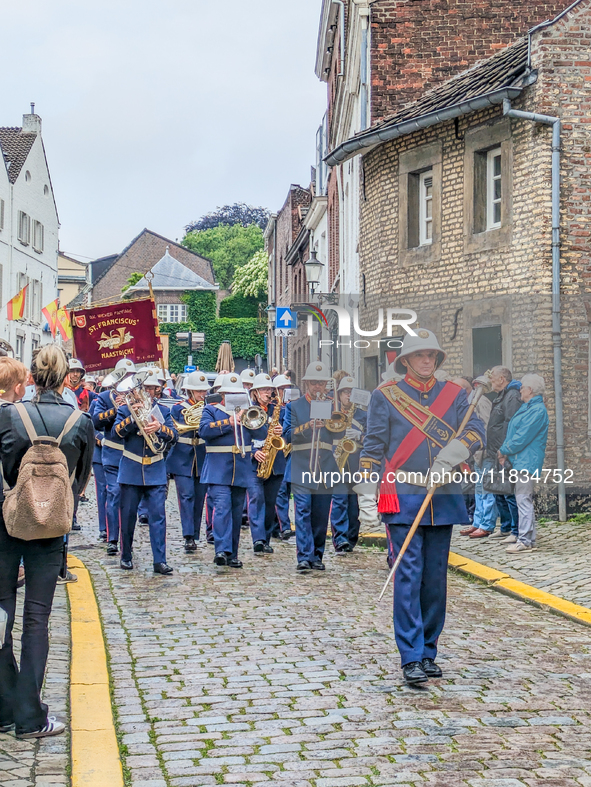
xmin=378 ymin=378 xmax=489 ymax=602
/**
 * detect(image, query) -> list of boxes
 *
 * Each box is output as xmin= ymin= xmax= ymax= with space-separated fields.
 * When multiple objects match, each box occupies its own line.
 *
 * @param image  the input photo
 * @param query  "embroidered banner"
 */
xmin=71 ymin=298 xmax=162 ymax=372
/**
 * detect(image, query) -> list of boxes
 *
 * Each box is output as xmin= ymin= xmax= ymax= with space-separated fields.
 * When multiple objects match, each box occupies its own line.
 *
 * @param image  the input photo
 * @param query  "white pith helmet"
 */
xmin=69 ymin=358 xmax=85 ymax=373
xmin=240 ymin=368 xmax=256 ymax=385
xmin=183 ymin=371 xmax=209 ymax=391
xmin=337 ymin=376 xmax=356 ymax=392
xmin=273 ymin=374 xmax=291 ymax=388
xmin=85 ymin=374 xmax=96 ymax=383
xmin=212 ymin=373 xmax=225 ymax=391
xmin=219 ymin=373 xmax=245 ymax=394
xmin=381 ymin=361 xmax=404 ymax=383
xmin=394 ymin=329 xmax=447 ymax=374
xmin=251 ymin=373 xmax=275 ymax=391
xmin=115 ymin=358 xmax=136 ymax=373
xmin=302 ymin=360 xmax=331 ymax=382
xmin=143 ymin=372 xmax=162 ymax=388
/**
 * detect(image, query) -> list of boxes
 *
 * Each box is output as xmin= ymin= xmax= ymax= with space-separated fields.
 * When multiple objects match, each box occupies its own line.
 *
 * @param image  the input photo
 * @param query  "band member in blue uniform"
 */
xmin=166 ymin=371 xmax=209 ymax=553
xmin=248 ymin=373 xmax=286 ymax=553
xmin=329 ymin=376 xmax=367 ymax=553
xmin=115 ymin=371 xmax=178 ymax=574
xmin=199 ymin=373 xmax=256 ymax=568
xmin=283 ymin=361 xmax=346 ymax=573
xmin=357 ymin=330 xmax=485 ymax=685
xmin=88 ymin=396 xmax=108 ymax=542
xmin=91 ymin=358 xmax=136 ymax=555
xmin=272 ymin=375 xmax=295 ymax=539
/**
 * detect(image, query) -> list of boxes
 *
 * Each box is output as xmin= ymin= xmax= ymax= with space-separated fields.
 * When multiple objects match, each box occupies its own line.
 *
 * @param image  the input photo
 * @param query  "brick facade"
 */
xmin=369 ymin=0 xmax=569 ymax=124
xmin=357 ymin=1 xmax=591 ymax=504
xmin=91 ymin=229 xmax=215 ymax=305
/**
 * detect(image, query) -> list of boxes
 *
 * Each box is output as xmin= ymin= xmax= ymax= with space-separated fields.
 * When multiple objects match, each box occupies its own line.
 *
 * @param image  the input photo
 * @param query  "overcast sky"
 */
xmin=2 ymin=0 xmax=327 ymax=260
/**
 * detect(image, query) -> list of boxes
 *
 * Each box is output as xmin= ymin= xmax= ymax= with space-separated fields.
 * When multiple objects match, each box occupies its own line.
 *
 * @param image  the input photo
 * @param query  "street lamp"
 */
xmin=266 ymin=305 xmax=277 ymax=326
xmin=304 ymin=250 xmax=324 ymax=295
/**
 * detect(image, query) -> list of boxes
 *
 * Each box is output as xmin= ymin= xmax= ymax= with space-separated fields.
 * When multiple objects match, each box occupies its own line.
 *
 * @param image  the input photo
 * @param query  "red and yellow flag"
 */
xmin=56 ymin=308 xmax=72 ymax=341
xmin=42 ymin=298 xmax=59 ymax=338
xmin=6 ymin=285 xmax=27 ymax=320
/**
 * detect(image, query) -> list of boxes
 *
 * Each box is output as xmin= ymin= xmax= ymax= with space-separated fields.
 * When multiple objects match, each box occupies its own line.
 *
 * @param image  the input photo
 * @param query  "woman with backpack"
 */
xmin=0 ymin=346 xmax=93 ymax=739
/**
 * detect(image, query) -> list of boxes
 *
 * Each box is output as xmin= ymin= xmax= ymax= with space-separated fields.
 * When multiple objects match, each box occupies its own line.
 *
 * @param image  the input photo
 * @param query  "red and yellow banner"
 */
xmin=6 ymin=285 xmax=27 ymax=320
xmin=56 ymin=308 xmax=72 ymax=341
xmin=42 ymin=299 xmax=59 ymax=337
xmin=71 ymin=298 xmax=162 ymax=372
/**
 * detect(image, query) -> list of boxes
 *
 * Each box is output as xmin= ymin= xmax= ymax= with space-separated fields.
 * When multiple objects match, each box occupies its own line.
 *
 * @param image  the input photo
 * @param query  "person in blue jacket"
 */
xmin=272 ymin=375 xmax=295 ymax=539
xmin=166 ymin=371 xmax=210 ymax=553
xmin=248 ymin=373 xmax=286 ymax=553
xmin=358 ymin=329 xmax=485 ymax=686
xmin=499 ymin=373 xmax=549 ymax=554
xmin=114 ymin=371 xmax=178 ymax=574
xmin=88 ymin=396 xmax=107 ymax=542
xmin=91 ymin=358 xmax=137 ymax=555
xmin=198 ymin=373 xmax=256 ymax=568
xmin=283 ymin=361 xmax=347 ymax=573
xmin=329 ymin=376 xmax=367 ymax=552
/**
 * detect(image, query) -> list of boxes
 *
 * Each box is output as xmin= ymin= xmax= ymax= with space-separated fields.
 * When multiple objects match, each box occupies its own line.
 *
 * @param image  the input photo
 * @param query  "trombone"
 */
xmin=234 ymin=404 xmax=267 ymax=458
xmin=309 ymin=393 xmax=323 ymax=474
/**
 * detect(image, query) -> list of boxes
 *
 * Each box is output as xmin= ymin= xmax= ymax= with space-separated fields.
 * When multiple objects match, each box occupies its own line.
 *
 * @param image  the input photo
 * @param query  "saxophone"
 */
xmin=257 ymin=404 xmax=285 ymax=479
xmin=333 ymin=405 xmax=359 ymax=472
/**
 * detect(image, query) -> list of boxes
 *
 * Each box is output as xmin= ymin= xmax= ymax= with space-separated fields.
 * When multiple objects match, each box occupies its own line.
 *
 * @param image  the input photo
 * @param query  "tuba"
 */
xmin=117 ymin=371 xmax=166 ymax=454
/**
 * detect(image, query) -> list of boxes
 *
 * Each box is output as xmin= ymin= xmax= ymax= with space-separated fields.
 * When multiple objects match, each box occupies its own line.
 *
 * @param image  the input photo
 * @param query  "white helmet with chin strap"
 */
xmin=273 ymin=374 xmax=291 ymax=388
xmin=302 ymin=361 xmax=331 ymax=382
xmin=394 ymin=329 xmax=446 ymax=375
xmin=69 ymin=358 xmax=85 ymax=373
xmin=183 ymin=371 xmax=209 ymax=391
xmin=219 ymin=373 xmax=245 ymax=394
xmin=251 ymin=373 xmax=275 ymax=391
xmin=115 ymin=358 xmax=136 ymax=373
xmin=337 ymin=376 xmax=356 ymax=392
xmin=240 ymin=368 xmax=256 ymax=385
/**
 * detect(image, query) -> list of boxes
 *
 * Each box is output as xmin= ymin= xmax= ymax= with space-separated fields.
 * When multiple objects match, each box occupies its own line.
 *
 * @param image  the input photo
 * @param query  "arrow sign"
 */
xmin=276 ymin=307 xmax=294 ymax=327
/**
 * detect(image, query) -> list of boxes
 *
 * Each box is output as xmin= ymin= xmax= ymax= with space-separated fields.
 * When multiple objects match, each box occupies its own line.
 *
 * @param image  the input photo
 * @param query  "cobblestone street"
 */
xmin=57 ymin=489 xmax=591 ymax=787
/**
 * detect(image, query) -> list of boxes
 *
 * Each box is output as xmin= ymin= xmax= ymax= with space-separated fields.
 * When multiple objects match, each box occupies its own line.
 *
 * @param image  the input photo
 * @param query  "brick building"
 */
xmin=323 ymin=0 xmax=591 ymax=509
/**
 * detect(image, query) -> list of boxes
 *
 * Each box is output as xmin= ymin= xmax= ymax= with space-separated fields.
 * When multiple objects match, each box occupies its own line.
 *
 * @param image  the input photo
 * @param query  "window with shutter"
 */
xmin=18 ymin=212 xmax=30 ymax=245
xmin=33 ymin=221 xmax=44 ymax=253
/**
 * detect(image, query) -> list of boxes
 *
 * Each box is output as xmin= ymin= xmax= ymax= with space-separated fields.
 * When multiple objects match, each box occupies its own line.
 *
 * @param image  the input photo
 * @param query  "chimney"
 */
xmin=22 ymin=103 xmax=42 ymax=135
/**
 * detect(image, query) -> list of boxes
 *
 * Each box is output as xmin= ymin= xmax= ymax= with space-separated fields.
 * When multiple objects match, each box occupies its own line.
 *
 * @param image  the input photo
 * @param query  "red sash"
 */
xmin=378 ymin=382 xmax=459 ymax=514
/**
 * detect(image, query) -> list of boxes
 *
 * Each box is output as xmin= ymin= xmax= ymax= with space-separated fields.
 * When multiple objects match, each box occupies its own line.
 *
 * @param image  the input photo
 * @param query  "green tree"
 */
xmin=231 ymin=250 xmax=268 ymax=299
xmin=121 ymin=271 xmax=143 ymax=293
xmin=182 ymin=223 xmax=264 ymax=289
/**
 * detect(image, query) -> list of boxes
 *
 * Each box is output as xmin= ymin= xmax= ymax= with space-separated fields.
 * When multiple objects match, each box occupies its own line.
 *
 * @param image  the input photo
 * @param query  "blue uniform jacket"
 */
xmin=89 ymin=397 xmax=104 ymax=464
xmin=114 ymin=403 xmax=177 ymax=486
xmin=360 ymin=377 xmax=485 ymax=526
xmin=250 ymin=402 xmax=287 ymax=478
xmin=283 ymin=395 xmax=346 ymax=493
xmin=198 ymin=403 xmax=256 ymax=487
xmin=331 ymin=406 xmax=367 ymax=475
xmin=92 ymin=389 xmax=124 ymax=468
xmin=166 ymin=402 xmax=206 ymax=478
xmin=500 ymin=395 xmax=549 ymax=474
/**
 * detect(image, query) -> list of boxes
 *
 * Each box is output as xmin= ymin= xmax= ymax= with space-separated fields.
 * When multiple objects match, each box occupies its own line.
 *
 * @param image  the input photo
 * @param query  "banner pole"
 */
xmin=144 ymin=271 xmax=166 ymax=377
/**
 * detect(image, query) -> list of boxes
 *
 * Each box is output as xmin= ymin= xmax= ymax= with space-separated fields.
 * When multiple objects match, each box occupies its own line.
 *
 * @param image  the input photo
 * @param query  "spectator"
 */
xmin=454 ymin=376 xmax=492 ymax=526
xmin=499 ymin=374 xmax=549 ymax=554
xmin=0 ymin=346 xmax=94 ymax=739
xmin=462 ymin=365 xmax=522 ymax=539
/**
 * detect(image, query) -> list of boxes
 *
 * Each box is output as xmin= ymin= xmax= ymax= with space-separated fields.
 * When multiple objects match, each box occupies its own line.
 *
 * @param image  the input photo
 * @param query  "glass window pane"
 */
xmin=426 ymin=201 xmax=432 ymax=220
xmin=493 ymin=202 xmax=501 ymax=225
xmin=493 ymin=154 xmax=501 ymax=177
xmin=425 ymin=220 xmax=432 ymax=240
xmin=494 ymin=178 xmax=501 ymax=201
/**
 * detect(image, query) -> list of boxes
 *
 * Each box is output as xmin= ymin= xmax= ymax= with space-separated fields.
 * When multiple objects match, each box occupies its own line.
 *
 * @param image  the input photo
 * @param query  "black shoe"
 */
xmin=184 ymin=537 xmax=197 ymax=552
xmin=106 ymin=542 xmax=119 ymax=556
xmin=297 ymin=560 xmax=312 ymax=572
xmin=421 ymin=658 xmax=442 ymax=678
xmin=120 ymin=559 xmax=133 ymax=570
xmin=311 ymin=561 xmax=325 ymax=571
xmin=0 ymin=722 xmax=14 ymax=733
xmin=253 ymin=540 xmax=266 ymax=554
xmin=335 ymin=541 xmax=351 ymax=553
xmin=138 ymin=515 xmax=149 ymax=525
xmin=154 ymin=563 xmax=173 ymax=575
xmin=206 ymin=537 xmax=215 ymax=545
xmin=263 ymin=544 xmax=274 ymax=554
xmin=98 ymin=532 xmax=107 ymax=542
xmin=271 ymin=529 xmax=281 ymax=539
xmin=214 ymin=552 xmax=228 ymax=566
xmin=281 ymin=529 xmax=295 ymax=540
xmin=402 ymin=661 xmax=428 ymax=685
xmin=79 ymin=494 xmax=89 ymax=504
xmin=228 ymin=558 xmax=243 ymax=569
xmin=71 ymin=522 xmax=81 ymax=531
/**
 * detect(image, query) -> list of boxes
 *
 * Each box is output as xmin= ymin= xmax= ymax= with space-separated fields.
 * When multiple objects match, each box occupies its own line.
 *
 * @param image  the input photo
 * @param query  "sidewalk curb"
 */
xmin=359 ymin=532 xmax=591 ymax=628
xmin=66 ymin=554 xmax=124 ymax=787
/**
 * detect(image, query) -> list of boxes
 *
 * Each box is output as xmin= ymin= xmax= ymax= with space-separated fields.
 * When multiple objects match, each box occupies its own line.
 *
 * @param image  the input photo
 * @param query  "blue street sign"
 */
xmin=184 ymin=365 xmax=196 ymax=373
xmin=275 ymin=307 xmax=296 ymax=336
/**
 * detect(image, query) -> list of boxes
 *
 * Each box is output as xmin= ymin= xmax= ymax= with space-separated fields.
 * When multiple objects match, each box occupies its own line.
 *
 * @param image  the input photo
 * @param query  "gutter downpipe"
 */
xmin=503 ymin=98 xmax=566 ymax=521
xmin=333 ymin=0 xmax=345 ymax=77
xmin=360 ymin=10 xmax=369 ymax=130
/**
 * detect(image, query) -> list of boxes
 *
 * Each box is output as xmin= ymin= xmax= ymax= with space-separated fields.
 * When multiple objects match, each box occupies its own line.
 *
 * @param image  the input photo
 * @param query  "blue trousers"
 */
xmin=473 ymin=462 xmax=498 ymax=532
xmin=103 ymin=464 xmax=121 ymax=544
xmin=207 ymin=484 xmax=246 ymax=559
xmin=275 ymin=477 xmax=292 ymax=533
xmin=120 ymin=483 xmax=167 ymax=565
xmin=293 ymin=492 xmax=331 ymax=564
xmin=205 ymin=493 xmax=214 ymax=541
xmin=330 ymin=493 xmax=360 ymax=548
xmin=93 ymin=462 xmax=107 ymax=534
xmin=388 ymin=524 xmax=453 ymax=667
xmin=245 ymin=477 xmax=268 ymax=544
xmin=496 ymin=493 xmax=519 ymax=536
xmin=173 ymin=475 xmax=207 ymax=539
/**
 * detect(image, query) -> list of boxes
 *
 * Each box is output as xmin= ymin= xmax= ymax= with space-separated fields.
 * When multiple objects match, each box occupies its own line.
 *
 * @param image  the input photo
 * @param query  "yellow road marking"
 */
xmin=67 ymin=554 xmax=124 ymax=786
